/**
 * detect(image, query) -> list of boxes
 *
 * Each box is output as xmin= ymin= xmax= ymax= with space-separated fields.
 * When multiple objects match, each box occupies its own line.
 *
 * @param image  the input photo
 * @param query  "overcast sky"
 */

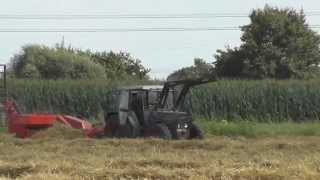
xmin=1 ymin=0 xmax=320 ymax=79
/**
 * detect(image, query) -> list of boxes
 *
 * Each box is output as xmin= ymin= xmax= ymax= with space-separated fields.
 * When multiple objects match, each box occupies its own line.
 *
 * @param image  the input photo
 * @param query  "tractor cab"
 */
xmin=119 ymin=85 xmax=175 ymax=122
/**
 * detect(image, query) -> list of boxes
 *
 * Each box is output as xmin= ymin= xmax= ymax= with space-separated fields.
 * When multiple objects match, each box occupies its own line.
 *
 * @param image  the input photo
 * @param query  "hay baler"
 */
xmin=4 ymin=100 xmax=104 ymax=138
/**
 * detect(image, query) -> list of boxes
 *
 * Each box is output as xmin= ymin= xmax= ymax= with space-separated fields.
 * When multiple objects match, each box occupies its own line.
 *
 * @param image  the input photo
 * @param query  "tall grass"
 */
xmin=8 ymin=79 xmax=118 ymax=118
xmin=7 ymin=79 xmax=320 ymax=122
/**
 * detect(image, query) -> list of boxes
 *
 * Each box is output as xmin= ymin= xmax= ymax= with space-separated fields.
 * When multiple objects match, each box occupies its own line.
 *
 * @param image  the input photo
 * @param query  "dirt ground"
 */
xmin=0 ymin=127 xmax=320 ymax=180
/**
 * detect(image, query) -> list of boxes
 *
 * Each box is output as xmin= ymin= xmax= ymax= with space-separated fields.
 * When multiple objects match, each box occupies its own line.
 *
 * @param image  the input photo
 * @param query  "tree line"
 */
xmin=8 ymin=5 xmax=320 ymax=81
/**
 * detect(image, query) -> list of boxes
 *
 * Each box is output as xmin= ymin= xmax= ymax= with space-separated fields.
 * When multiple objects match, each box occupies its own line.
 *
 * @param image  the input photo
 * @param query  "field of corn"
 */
xmin=1 ymin=125 xmax=320 ymax=180
xmin=8 ymin=79 xmax=320 ymax=122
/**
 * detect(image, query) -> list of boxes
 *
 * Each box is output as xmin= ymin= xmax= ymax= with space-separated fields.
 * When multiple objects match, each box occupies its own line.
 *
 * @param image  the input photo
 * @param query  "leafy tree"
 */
xmin=91 ymin=51 xmax=150 ymax=80
xmin=10 ymin=45 xmax=106 ymax=79
xmin=9 ymin=44 xmax=150 ymax=80
xmin=215 ymin=5 xmax=320 ymax=79
xmin=168 ymin=58 xmax=215 ymax=81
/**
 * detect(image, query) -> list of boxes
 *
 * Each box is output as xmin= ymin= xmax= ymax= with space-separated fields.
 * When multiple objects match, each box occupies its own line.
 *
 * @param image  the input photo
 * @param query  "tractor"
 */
xmin=104 ymin=78 xmax=217 ymax=140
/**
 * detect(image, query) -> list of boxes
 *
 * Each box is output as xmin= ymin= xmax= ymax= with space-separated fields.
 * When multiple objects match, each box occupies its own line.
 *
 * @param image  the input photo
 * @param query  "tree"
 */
xmin=9 ymin=44 xmax=150 ymax=80
xmin=215 ymin=5 xmax=320 ymax=79
xmin=10 ymin=45 xmax=106 ymax=79
xmin=91 ymin=51 xmax=150 ymax=80
xmin=168 ymin=58 xmax=215 ymax=81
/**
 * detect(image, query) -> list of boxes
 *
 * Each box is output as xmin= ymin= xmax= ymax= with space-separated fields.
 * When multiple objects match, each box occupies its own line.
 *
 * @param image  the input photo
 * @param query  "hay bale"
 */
xmin=31 ymin=123 xmax=86 ymax=140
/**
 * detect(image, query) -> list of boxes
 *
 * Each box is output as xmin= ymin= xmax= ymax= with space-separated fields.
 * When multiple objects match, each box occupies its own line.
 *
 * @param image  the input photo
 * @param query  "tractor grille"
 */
xmin=149 ymin=111 xmax=192 ymax=124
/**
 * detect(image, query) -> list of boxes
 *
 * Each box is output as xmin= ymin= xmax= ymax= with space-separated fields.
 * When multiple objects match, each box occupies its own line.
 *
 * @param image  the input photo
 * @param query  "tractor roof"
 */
xmin=121 ymin=85 xmax=164 ymax=91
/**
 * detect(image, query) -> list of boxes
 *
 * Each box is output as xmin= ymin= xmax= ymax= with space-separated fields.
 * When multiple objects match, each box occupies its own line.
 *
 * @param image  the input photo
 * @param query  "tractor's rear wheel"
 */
xmin=189 ymin=123 xmax=204 ymax=139
xmin=105 ymin=112 xmax=140 ymax=138
xmin=114 ymin=117 xmax=140 ymax=138
xmin=144 ymin=123 xmax=172 ymax=140
xmin=115 ymin=123 xmax=133 ymax=138
xmin=104 ymin=113 xmax=119 ymax=137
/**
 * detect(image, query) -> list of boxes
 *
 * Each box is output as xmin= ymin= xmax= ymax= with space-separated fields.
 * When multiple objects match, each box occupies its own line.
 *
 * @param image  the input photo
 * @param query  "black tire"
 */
xmin=105 ymin=112 xmax=140 ymax=138
xmin=189 ymin=123 xmax=204 ymax=139
xmin=114 ymin=116 xmax=140 ymax=138
xmin=144 ymin=123 xmax=172 ymax=140
xmin=104 ymin=113 xmax=119 ymax=137
xmin=115 ymin=122 xmax=134 ymax=138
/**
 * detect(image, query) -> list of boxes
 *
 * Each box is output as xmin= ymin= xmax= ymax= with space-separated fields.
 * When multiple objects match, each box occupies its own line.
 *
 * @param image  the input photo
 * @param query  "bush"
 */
xmin=10 ymin=45 xmax=106 ymax=79
xmin=9 ymin=44 xmax=150 ymax=80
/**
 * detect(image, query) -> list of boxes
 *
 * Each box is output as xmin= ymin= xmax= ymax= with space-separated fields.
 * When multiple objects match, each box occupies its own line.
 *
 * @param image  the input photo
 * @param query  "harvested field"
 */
xmin=0 ymin=126 xmax=320 ymax=180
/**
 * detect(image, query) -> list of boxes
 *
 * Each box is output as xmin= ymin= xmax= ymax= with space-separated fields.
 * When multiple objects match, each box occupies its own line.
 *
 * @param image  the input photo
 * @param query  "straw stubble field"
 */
xmin=0 ymin=126 xmax=320 ymax=180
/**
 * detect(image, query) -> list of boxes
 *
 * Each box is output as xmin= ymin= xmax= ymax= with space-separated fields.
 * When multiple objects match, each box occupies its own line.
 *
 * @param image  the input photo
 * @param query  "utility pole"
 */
xmin=0 ymin=64 xmax=6 ymax=127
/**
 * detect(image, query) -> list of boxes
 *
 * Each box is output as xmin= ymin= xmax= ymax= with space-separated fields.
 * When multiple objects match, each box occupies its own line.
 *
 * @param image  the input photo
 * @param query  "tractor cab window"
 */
xmin=119 ymin=90 xmax=129 ymax=110
xmin=129 ymin=91 xmax=144 ymax=109
xmin=147 ymin=89 xmax=175 ymax=110
xmin=147 ymin=90 xmax=160 ymax=109
xmin=164 ymin=91 xmax=174 ymax=109
xmin=129 ymin=91 xmax=145 ymax=122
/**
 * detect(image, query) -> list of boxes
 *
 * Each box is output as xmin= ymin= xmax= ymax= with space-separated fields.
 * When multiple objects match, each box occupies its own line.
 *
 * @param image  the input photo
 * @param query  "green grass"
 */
xmin=0 ymin=127 xmax=6 ymax=134
xmin=198 ymin=119 xmax=320 ymax=137
xmin=2 ymin=120 xmax=320 ymax=138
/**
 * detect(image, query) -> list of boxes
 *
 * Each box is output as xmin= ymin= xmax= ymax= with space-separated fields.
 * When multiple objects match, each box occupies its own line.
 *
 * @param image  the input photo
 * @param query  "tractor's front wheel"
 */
xmin=188 ymin=123 xmax=204 ymax=139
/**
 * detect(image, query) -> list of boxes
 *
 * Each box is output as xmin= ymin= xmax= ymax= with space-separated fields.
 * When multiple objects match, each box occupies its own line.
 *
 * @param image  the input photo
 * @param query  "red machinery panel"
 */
xmin=4 ymin=100 xmax=104 ymax=138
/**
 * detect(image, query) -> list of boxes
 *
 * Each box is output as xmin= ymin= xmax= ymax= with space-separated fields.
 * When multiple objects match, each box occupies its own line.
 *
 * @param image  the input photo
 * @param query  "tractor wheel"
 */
xmin=115 ymin=123 xmax=133 ymax=138
xmin=104 ymin=113 xmax=119 ymax=137
xmin=144 ymin=123 xmax=172 ymax=140
xmin=189 ymin=123 xmax=204 ymax=139
xmin=114 ymin=114 xmax=140 ymax=138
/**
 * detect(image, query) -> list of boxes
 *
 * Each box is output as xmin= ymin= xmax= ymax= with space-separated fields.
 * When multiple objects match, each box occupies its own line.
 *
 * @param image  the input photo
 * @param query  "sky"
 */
xmin=0 ymin=0 xmax=320 ymax=79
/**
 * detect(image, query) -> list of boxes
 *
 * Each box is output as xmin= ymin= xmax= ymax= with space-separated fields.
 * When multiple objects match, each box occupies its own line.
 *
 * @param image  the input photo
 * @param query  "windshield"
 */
xmin=147 ymin=90 xmax=175 ymax=110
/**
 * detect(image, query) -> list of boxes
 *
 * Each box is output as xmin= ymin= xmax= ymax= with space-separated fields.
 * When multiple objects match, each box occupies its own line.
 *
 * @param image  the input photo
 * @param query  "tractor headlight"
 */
xmin=177 ymin=123 xmax=188 ymax=129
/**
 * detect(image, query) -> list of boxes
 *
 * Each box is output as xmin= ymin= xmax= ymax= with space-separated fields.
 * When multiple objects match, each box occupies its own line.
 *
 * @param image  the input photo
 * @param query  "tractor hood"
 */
xmin=147 ymin=111 xmax=192 ymax=124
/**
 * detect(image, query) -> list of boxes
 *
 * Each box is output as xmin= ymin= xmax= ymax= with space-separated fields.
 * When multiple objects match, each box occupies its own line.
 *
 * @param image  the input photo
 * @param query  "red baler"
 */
xmin=3 ymin=100 xmax=104 ymax=138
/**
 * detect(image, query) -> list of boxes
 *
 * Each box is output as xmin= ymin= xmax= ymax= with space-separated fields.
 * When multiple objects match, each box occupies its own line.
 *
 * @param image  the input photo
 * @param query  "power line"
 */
xmin=0 ymin=27 xmax=241 ymax=32
xmin=1 ymin=10 xmax=320 ymax=22
xmin=1 ymin=12 xmax=320 ymax=20
xmin=0 ymin=13 xmax=249 ymax=19
xmin=0 ymin=13 xmax=246 ymax=20
xmin=0 ymin=22 xmax=319 ymax=33
xmin=0 ymin=26 xmax=319 ymax=32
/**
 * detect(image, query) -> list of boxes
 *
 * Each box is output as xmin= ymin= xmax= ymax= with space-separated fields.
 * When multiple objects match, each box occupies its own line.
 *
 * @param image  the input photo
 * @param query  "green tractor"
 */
xmin=104 ymin=78 xmax=216 ymax=140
